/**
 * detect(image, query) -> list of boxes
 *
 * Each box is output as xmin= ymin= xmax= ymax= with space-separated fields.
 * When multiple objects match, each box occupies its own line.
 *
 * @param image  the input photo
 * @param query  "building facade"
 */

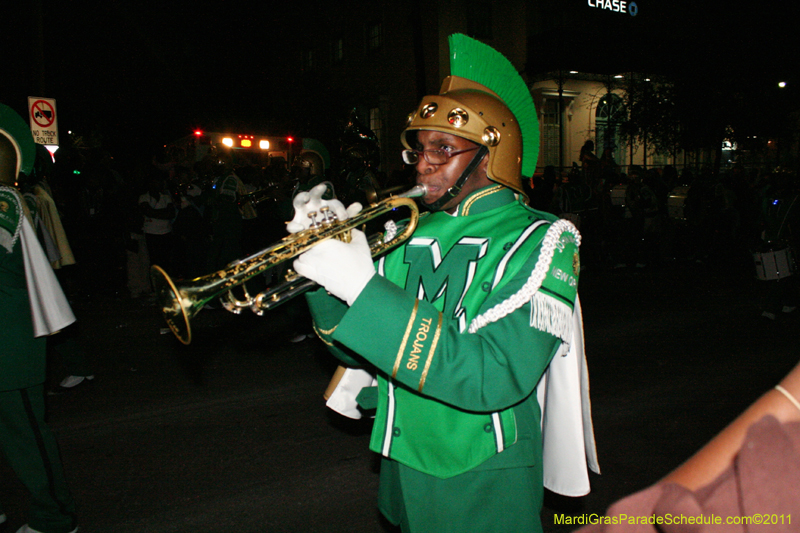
xmin=530 ymin=73 xmax=702 ymax=176
xmin=270 ymin=1 xmax=730 ymax=185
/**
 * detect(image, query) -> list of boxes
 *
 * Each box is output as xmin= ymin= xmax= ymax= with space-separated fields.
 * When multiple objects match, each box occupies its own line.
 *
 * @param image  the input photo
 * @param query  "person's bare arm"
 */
xmin=662 ymin=361 xmax=800 ymax=491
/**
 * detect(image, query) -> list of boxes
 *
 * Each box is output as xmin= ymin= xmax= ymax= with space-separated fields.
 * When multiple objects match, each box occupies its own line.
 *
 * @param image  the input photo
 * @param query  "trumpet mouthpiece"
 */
xmin=397 ymin=184 xmax=428 ymax=199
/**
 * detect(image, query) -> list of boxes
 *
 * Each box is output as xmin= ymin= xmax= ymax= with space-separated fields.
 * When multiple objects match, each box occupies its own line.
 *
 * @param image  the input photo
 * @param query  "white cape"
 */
xmin=20 ymin=216 xmax=76 ymax=336
xmin=536 ymin=297 xmax=600 ymax=496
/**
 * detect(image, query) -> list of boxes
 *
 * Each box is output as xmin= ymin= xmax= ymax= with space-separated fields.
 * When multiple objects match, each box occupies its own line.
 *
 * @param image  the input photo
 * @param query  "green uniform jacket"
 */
xmin=0 ymin=188 xmax=46 ymax=391
xmin=306 ymin=185 xmax=580 ymax=529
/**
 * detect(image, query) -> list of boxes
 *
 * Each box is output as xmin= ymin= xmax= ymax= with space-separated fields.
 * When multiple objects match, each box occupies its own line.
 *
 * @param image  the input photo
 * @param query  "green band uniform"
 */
xmin=0 ymin=187 xmax=78 ymax=533
xmin=307 ymin=185 xmax=580 ymax=532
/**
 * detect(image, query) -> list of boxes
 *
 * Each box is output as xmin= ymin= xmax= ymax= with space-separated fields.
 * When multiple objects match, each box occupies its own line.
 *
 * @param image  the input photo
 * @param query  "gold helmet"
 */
xmin=401 ymin=76 xmax=524 ymax=195
xmin=400 ymin=34 xmax=539 ymax=199
xmin=292 ymin=151 xmax=324 ymax=177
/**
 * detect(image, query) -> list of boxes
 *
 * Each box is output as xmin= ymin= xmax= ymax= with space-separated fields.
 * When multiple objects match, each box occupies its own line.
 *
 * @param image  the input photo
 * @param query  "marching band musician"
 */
xmin=205 ymin=155 xmax=244 ymax=272
xmin=758 ymin=170 xmax=799 ymax=320
xmin=289 ymin=35 xmax=598 ymax=532
xmin=0 ymin=103 xmax=78 ymax=533
xmin=337 ymin=110 xmax=384 ymax=207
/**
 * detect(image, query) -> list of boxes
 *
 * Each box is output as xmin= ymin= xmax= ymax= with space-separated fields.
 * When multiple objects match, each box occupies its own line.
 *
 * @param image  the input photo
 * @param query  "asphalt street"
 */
xmin=0 ymin=252 xmax=797 ymax=533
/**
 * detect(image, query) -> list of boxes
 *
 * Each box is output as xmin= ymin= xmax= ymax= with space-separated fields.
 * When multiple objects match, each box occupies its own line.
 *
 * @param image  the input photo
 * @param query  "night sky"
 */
xmin=4 ymin=1 xmax=292 ymax=159
xmin=2 ymin=1 xmax=798 ymax=163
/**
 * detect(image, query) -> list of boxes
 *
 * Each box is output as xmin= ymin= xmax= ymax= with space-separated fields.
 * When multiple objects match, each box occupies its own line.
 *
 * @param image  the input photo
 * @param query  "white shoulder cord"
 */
xmin=0 ymin=185 xmax=24 ymax=252
xmin=468 ymin=219 xmax=581 ymax=333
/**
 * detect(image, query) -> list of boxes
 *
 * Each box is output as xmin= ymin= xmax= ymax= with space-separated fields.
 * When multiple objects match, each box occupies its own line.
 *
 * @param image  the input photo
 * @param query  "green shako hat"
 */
xmin=0 ymin=102 xmax=36 ymax=180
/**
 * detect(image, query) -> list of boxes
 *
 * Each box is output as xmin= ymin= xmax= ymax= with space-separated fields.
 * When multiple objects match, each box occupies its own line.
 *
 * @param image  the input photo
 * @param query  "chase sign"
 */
xmin=588 ymin=0 xmax=638 ymax=16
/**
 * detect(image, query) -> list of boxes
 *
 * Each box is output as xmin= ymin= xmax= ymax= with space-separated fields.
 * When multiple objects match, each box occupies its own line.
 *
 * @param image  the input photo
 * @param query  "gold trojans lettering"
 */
xmin=407 ymin=317 xmax=432 ymax=370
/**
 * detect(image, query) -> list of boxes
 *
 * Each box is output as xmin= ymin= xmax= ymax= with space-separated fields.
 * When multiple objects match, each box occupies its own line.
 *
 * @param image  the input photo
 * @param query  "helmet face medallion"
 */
xmin=402 ymin=76 xmax=524 ymax=196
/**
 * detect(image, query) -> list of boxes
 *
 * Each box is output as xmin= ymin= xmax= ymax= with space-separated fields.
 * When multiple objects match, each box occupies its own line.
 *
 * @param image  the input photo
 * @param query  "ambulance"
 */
xmin=168 ymin=130 xmax=330 ymax=174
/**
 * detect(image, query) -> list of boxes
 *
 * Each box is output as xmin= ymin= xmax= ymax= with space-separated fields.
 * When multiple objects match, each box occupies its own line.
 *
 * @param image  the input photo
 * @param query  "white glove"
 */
xmin=287 ymin=183 xmax=362 ymax=233
xmin=293 ymin=229 xmax=375 ymax=306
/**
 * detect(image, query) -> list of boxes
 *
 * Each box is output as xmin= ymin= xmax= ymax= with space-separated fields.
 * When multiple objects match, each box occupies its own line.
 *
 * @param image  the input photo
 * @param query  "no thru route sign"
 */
xmin=28 ymin=96 xmax=59 ymax=146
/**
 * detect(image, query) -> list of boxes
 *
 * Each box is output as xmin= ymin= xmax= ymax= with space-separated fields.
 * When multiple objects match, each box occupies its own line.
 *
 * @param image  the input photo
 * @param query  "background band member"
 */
xmin=0 ymin=102 xmax=78 ymax=533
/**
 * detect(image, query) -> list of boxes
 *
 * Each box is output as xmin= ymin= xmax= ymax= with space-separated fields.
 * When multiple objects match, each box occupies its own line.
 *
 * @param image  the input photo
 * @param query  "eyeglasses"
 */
xmin=401 ymin=147 xmax=479 ymax=166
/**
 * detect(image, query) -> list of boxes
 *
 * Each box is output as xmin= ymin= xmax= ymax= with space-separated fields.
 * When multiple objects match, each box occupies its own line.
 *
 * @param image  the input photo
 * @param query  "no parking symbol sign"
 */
xmin=28 ymin=96 xmax=59 ymax=145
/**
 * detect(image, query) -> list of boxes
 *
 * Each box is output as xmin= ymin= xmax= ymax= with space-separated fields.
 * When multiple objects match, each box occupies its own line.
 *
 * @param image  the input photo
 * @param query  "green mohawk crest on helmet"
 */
xmin=448 ymin=33 xmax=539 ymax=178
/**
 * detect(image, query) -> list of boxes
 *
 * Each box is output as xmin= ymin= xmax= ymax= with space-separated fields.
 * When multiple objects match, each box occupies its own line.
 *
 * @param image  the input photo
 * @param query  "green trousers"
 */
xmin=0 ymin=385 xmax=77 ymax=533
xmin=380 ymin=458 xmax=544 ymax=533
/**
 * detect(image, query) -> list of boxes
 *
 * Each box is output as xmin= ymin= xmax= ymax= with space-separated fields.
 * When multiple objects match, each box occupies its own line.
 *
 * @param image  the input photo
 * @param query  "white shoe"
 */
xmin=761 ymin=311 xmax=777 ymax=321
xmin=290 ymin=333 xmax=310 ymax=343
xmin=59 ymin=375 xmax=95 ymax=388
xmin=1 ymin=513 xmax=6 ymax=524
xmin=782 ymin=306 xmax=797 ymax=314
xmin=16 ymin=525 xmax=78 ymax=533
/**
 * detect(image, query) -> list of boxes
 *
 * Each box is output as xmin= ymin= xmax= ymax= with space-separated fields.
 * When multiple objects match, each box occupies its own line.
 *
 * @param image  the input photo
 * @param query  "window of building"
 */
xmin=369 ymin=106 xmax=384 ymax=170
xmin=540 ymin=98 xmax=561 ymax=169
xmin=649 ymin=150 xmax=668 ymax=168
xmin=368 ymin=23 xmax=382 ymax=50
xmin=332 ymin=38 xmax=343 ymax=63
xmin=302 ymin=48 xmax=314 ymax=71
xmin=595 ymin=93 xmax=626 ymax=167
xmin=369 ymin=107 xmax=383 ymax=148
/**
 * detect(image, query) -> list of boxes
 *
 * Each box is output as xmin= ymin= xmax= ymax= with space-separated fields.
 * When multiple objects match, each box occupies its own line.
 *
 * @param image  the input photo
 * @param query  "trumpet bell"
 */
xmin=151 ymin=265 xmax=194 ymax=345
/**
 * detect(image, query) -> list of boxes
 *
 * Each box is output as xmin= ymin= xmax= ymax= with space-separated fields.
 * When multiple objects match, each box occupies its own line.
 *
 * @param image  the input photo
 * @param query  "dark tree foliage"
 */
xmin=618 ymin=74 xmax=681 ymax=167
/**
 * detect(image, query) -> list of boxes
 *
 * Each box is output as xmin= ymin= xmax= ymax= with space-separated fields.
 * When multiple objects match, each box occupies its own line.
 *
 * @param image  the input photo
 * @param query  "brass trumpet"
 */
xmin=236 ymin=181 xmax=291 ymax=211
xmin=151 ymin=184 xmax=426 ymax=345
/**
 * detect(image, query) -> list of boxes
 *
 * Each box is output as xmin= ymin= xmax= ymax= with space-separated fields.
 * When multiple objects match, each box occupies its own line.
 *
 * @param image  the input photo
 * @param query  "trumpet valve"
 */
xmin=285 ymin=269 xmax=299 ymax=282
xmin=319 ymin=206 xmax=337 ymax=225
xmin=221 ymin=299 xmax=243 ymax=314
xmin=220 ymin=292 xmax=244 ymax=314
xmin=251 ymin=294 xmax=267 ymax=316
xmin=337 ymin=229 xmax=352 ymax=243
xmin=307 ymin=211 xmax=321 ymax=229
